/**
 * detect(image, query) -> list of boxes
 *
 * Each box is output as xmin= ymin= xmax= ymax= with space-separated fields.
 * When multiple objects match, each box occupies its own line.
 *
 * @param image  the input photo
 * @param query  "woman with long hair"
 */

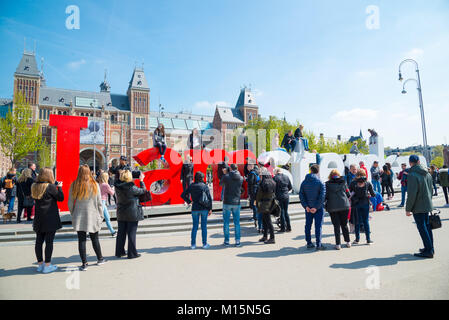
xmin=325 ymin=169 xmax=351 ymax=250
xmin=114 ymin=170 xmax=147 ymax=259
xmin=98 ymin=172 xmax=116 ymax=237
xmin=31 ymin=167 xmax=64 ymax=274
xmin=256 ymin=167 xmax=276 ymax=244
xmin=181 ymin=171 xmax=212 ymax=249
xmin=385 ymin=162 xmax=395 ymax=199
xmin=68 ymin=165 xmax=105 ymax=271
xmin=381 ymin=165 xmax=393 ymax=200
xmin=17 ymin=168 xmax=35 ymax=223
xmin=153 ymin=123 xmax=167 ymax=160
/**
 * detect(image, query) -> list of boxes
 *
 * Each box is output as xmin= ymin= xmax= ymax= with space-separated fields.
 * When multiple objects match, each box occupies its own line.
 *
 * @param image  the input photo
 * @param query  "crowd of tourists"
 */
xmin=1 ymin=136 xmax=446 ymax=272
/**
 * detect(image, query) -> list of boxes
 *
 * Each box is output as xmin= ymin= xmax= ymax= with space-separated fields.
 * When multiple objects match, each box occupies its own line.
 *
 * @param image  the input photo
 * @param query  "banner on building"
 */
xmin=80 ymin=119 xmax=105 ymax=144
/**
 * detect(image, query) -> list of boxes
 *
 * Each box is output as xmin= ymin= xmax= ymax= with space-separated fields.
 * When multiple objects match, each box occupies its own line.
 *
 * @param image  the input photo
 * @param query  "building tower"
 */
xmin=127 ymin=67 xmax=150 ymax=159
xmin=235 ymin=86 xmax=258 ymax=124
xmin=13 ymin=51 xmax=41 ymax=115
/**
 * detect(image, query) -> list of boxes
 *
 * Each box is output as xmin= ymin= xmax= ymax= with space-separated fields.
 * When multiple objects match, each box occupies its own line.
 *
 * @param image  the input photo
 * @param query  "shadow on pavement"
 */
xmin=329 ymin=254 xmax=422 ymax=269
xmin=236 ymin=245 xmax=321 ymax=258
xmin=0 ymin=266 xmax=65 ymax=278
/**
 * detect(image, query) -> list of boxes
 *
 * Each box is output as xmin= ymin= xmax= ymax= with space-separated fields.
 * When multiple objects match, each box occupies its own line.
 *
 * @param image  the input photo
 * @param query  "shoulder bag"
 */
xmin=429 ymin=209 xmax=442 ymax=230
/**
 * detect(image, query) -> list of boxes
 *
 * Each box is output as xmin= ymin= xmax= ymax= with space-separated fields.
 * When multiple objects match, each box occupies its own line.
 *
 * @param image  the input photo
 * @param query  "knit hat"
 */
xmin=409 ymin=155 xmax=419 ymax=164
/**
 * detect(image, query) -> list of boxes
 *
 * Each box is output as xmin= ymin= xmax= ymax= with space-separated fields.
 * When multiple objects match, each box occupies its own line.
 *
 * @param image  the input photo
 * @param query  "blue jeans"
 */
xmin=191 ymin=210 xmax=209 ymax=246
xmin=400 ymin=186 xmax=407 ymax=206
xmin=300 ymin=137 xmax=309 ymax=151
xmin=102 ymin=200 xmax=115 ymax=235
xmin=7 ymin=195 xmax=15 ymax=213
xmin=413 ymin=213 xmax=434 ymax=255
xmin=372 ymin=179 xmax=381 ymax=194
xmin=354 ymin=204 xmax=371 ymax=241
xmin=222 ymin=204 xmax=241 ymax=243
xmin=250 ymin=198 xmax=263 ymax=230
xmin=305 ymin=207 xmax=324 ymax=246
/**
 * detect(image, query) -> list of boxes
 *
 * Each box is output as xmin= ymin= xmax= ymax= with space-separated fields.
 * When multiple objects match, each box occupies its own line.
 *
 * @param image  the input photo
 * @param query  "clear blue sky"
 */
xmin=1 ymin=0 xmax=448 ymax=148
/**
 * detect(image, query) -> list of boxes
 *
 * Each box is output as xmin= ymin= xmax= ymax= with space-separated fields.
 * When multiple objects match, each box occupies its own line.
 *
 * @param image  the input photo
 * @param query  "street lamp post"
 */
xmin=398 ymin=59 xmax=430 ymax=164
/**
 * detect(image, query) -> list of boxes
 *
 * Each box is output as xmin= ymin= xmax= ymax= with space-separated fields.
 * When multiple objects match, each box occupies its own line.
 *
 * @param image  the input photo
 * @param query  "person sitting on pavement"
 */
xmin=299 ymin=164 xmax=326 ymax=250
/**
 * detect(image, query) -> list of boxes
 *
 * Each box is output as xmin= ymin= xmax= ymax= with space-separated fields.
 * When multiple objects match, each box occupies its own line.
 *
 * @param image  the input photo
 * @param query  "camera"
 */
xmin=132 ymin=169 xmax=141 ymax=179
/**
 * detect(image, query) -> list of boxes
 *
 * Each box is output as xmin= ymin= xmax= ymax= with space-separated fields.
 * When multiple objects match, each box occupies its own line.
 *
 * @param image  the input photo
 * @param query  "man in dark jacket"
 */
xmin=109 ymin=156 xmax=131 ymax=181
xmin=220 ymin=164 xmax=243 ymax=247
xmin=405 ymin=155 xmax=435 ymax=258
xmin=181 ymin=155 xmax=194 ymax=192
xmin=28 ymin=163 xmax=37 ymax=181
xmin=246 ymin=163 xmax=261 ymax=230
xmin=181 ymin=171 xmax=213 ymax=249
xmin=217 ymin=156 xmax=230 ymax=201
xmin=280 ymin=131 xmax=296 ymax=153
xmin=273 ymin=168 xmax=292 ymax=232
xmin=299 ymin=164 xmax=326 ymax=250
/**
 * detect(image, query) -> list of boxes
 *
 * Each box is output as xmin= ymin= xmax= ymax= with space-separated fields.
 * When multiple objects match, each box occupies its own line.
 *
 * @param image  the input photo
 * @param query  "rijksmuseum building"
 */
xmin=0 ymin=50 xmax=259 ymax=175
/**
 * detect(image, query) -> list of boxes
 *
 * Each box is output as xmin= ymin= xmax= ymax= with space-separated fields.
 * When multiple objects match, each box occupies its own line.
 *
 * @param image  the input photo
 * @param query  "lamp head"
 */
xmin=401 ymin=89 xmax=407 ymax=94
xmin=398 ymin=72 xmax=403 ymax=82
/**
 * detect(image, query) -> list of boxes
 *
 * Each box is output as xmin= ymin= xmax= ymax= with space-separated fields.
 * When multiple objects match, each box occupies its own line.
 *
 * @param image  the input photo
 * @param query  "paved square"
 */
xmin=0 ymin=197 xmax=448 ymax=299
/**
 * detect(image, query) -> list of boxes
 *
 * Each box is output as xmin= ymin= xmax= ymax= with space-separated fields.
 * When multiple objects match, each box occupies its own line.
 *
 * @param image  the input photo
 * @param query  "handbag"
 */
xmin=270 ymin=198 xmax=281 ymax=217
xmin=429 ymin=209 xmax=442 ymax=230
xmin=139 ymin=190 xmax=152 ymax=203
xmin=23 ymin=195 xmax=35 ymax=208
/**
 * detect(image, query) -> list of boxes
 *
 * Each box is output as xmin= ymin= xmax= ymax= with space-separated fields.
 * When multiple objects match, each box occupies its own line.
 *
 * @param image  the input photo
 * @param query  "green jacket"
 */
xmin=406 ymin=164 xmax=434 ymax=213
xmin=439 ymin=168 xmax=449 ymax=187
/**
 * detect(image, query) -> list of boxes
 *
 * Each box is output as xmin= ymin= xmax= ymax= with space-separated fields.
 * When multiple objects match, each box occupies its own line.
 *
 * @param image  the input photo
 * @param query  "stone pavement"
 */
xmin=0 ymin=197 xmax=448 ymax=300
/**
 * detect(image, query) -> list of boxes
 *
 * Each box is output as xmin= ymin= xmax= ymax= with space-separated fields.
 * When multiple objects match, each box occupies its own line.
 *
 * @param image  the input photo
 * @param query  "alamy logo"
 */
xmin=65 ymin=5 xmax=80 ymax=30
xmin=365 ymin=5 xmax=380 ymax=30
xmin=65 ymin=267 xmax=80 ymax=290
xmin=365 ymin=265 xmax=380 ymax=290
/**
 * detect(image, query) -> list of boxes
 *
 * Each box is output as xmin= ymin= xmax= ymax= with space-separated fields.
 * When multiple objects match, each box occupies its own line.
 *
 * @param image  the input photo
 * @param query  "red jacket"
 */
xmin=360 ymin=165 xmax=368 ymax=178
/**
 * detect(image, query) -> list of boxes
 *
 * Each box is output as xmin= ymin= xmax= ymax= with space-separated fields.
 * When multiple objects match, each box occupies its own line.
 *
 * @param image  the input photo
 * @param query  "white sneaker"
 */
xmin=191 ymin=245 xmax=196 ymax=250
xmin=202 ymin=243 xmax=210 ymax=249
xmin=346 ymin=242 xmax=351 ymax=248
xmin=335 ymin=245 xmax=341 ymax=250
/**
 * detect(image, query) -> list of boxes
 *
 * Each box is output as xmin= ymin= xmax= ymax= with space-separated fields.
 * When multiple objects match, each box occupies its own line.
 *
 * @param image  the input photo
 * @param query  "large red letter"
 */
xmin=133 ymin=148 xmax=184 ymax=206
xmin=49 ymin=115 xmax=88 ymax=211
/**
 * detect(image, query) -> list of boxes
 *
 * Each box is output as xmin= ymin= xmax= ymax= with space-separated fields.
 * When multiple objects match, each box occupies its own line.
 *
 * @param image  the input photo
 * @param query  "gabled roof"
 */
xmin=216 ymin=106 xmax=244 ymax=124
xmin=0 ymin=98 xmax=12 ymax=119
xmin=235 ymin=87 xmax=258 ymax=108
xmin=128 ymin=67 xmax=149 ymax=91
xmin=38 ymin=87 xmax=130 ymax=112
xmin=15 ymin=52 xmax=40 ymax=78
